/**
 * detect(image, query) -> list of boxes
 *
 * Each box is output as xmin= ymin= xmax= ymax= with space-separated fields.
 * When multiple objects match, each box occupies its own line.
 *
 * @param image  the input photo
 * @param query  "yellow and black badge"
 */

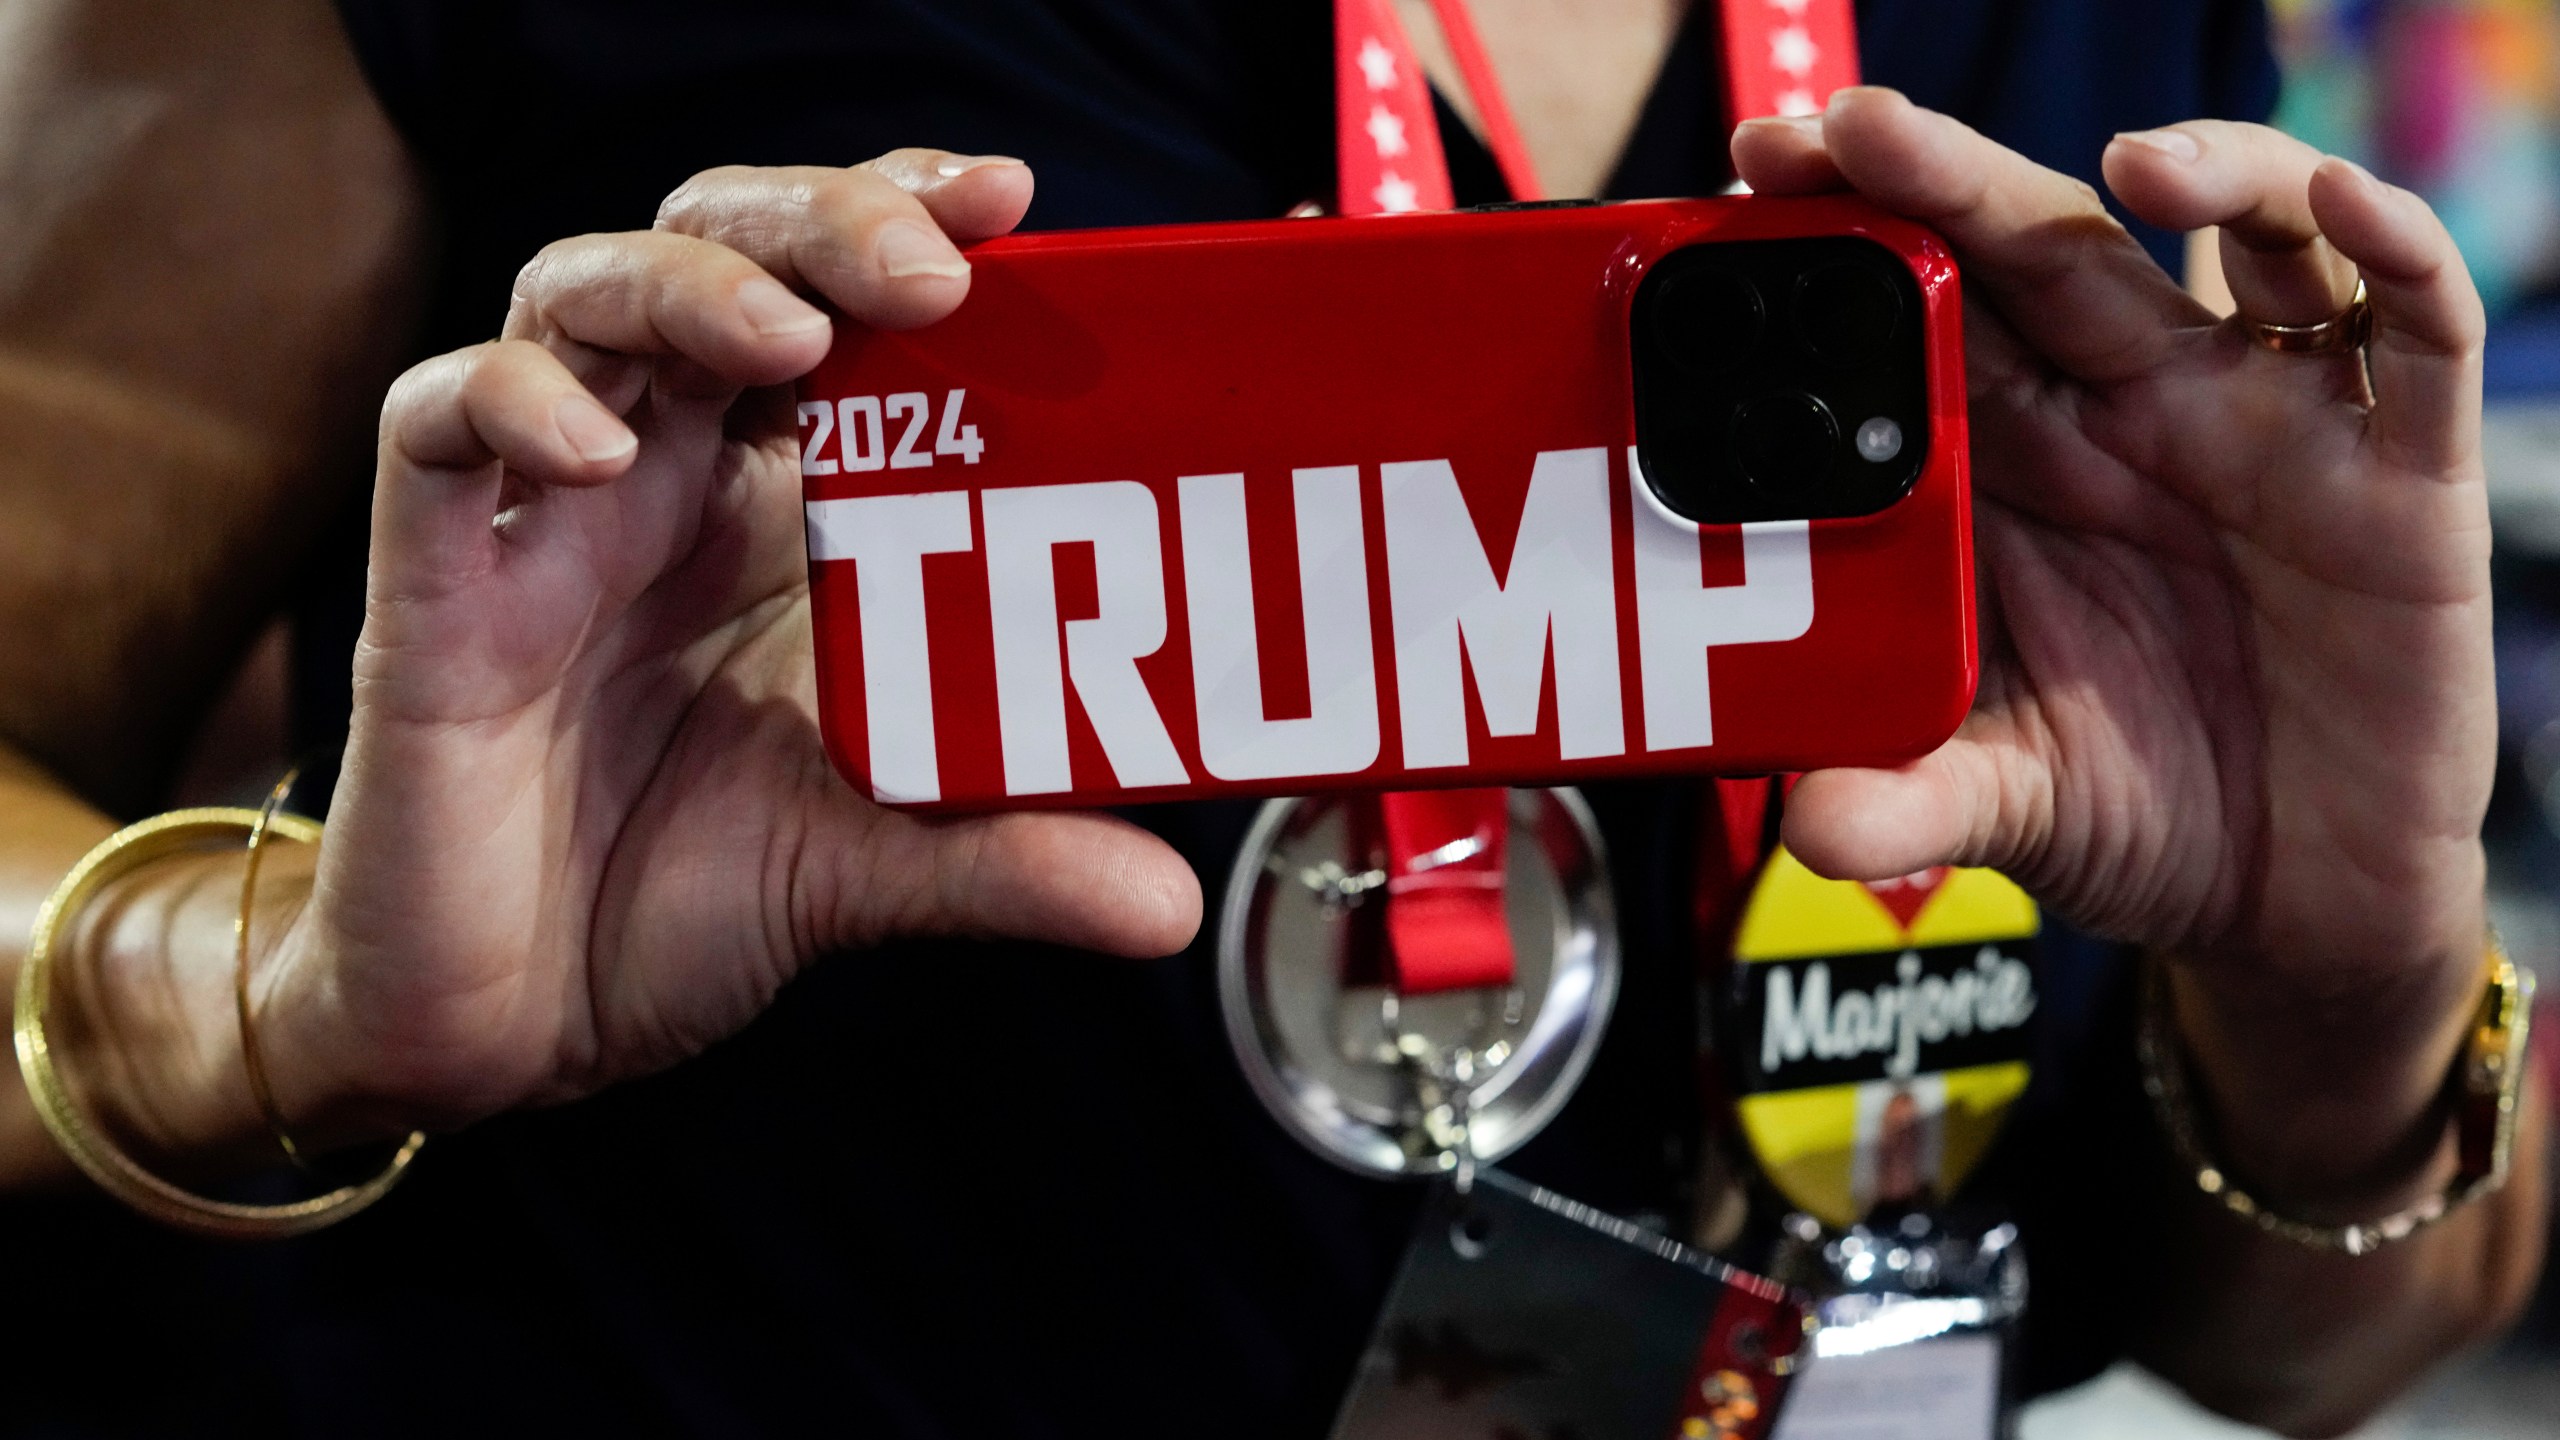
xmin=1725 ymin=849 xmax=2038 ymax=1229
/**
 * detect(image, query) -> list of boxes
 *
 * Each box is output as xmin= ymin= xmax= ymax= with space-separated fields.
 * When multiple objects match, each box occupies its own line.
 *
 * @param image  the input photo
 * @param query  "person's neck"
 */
xmin=1395 ymin=0 xmax=1689 ymax=200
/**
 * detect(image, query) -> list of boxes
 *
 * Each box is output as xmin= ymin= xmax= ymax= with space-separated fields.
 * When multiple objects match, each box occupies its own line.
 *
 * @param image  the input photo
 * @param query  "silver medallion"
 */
xmin=1217 ymin=787 xmax=1620 ymax=1180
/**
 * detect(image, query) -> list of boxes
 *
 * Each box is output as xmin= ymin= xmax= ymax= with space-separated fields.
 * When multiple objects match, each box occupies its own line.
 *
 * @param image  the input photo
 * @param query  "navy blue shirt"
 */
xmin=0 ymin=5 xmax=2276 ymax=1436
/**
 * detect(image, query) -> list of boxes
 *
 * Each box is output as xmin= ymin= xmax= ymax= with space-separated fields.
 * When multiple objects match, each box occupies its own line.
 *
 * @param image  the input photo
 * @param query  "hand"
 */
xmin=1737 ymin=92 xmax=2493 ymax=1192
xmin=263 ymin=151 xmax=1201 ymax=1135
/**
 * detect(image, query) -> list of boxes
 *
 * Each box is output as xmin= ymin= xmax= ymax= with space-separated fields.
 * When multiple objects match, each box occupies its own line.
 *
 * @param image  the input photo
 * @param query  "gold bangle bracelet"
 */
xmin=14 ymin=809 xmax=423 ymax=1240
xmin=238 ymin=768 xmax=319 ymax=1170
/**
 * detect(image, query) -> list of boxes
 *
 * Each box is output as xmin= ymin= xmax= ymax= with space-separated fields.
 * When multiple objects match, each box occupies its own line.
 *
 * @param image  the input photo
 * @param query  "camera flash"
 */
xmin=1855 ymin=416 xmax=1904 ymax=463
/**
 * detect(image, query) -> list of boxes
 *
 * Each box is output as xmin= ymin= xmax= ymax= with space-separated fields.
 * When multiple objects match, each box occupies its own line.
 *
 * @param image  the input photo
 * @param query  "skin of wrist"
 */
xmin=2161 ymin=891 xmax=2489 ymax=1220
xmin=252 ymin=897 xmax=422 ymax=1152
xmin=45 ymin=833 xmax=423 ymax=1183
xmin=52 ymin=843 xmax=309 ymax=1176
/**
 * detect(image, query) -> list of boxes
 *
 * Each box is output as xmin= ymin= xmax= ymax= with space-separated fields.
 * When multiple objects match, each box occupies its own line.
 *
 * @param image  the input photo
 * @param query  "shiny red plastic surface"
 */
xmin=798 ymin=195 xmax=1974 ymax=813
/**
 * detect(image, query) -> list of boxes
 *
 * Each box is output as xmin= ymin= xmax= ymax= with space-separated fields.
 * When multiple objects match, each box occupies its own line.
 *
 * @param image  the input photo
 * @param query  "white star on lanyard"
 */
xmin=1373 ymin=171 xmax=1421 ymax=212
xmin=1771 ymin=25 xmax=1818 ymax=77
xmin=1777 ymin=88 xmax=1820 ymax=116
xmin=1366 ymin=104 xmax=1409 ymax=157
xmin=1358 ymin=36 xmax=1398 ymax=90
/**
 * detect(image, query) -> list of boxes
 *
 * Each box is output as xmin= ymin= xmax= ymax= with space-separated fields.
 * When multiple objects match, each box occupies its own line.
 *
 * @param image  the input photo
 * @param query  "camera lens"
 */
xmin=1652 ymin=267 xmax=1764 ymax=374
xmin=1731 ymin=392 xmax=1839 ymax=491
xmin=1855 ymin=416 xmax=1905 ymax=463
xmin=1794 ymin=263 xmax=1902 ymax=367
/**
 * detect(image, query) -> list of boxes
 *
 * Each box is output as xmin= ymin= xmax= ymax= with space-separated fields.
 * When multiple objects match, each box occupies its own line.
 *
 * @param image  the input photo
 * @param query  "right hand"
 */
xmin=262 ymin=151 xmax=1202 ymax=1137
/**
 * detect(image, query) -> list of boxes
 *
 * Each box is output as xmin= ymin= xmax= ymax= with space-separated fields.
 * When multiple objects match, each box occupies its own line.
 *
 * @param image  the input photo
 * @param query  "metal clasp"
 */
xmin=1383 ymin=987 xmax=1524 ymax=1193
xmin=1296 ymin=859 xmax=1387 ymax=916
xmin=1288 ymin=829 xmax=1525 ymax=1189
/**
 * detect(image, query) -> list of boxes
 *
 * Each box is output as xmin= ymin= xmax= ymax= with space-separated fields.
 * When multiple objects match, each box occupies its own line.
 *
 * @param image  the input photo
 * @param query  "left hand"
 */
xmin=1737 ymin=91 xmax=2492 ymax=1133
xmin=257 ymin=152 xmax=1204 ymax=1140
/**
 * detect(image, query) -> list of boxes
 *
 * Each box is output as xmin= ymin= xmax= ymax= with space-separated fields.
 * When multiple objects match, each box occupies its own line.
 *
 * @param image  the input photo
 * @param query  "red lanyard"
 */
xmin=1715 ymin=0 xmax=1863 ymax=127
xmin=1332 ymin=0 xmax=1859 ymax=996
xmin=1376 ymin=789 xmax=1518 ymax=993
xmin=1333 ymin=0 xmax=1863 ymax=218
xmin=1424 ymin=0 xmax=1545 ymax=201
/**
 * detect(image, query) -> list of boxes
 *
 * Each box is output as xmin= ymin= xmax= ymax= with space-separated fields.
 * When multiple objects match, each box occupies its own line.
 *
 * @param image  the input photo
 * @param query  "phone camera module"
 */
xmin=1652 ymin=267 xmax=1764 ymax=375
xmin=1732 ymin=392 xmax=1839 ymax=491
xmin=1631 ymin=235 xmax=1928 ymax=524
xmin=1794 ymin=263 xmax=1903 ymax=368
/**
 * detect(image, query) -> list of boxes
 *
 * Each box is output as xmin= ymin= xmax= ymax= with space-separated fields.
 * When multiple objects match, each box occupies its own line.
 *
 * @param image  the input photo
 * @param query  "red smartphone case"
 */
xmin=798 ymin=195 xmax=1973 ymax=813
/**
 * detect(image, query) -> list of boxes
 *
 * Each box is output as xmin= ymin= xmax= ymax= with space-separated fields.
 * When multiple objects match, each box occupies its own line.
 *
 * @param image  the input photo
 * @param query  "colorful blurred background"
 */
xmin=2271 ymin=0 xmax=2560 ymax=317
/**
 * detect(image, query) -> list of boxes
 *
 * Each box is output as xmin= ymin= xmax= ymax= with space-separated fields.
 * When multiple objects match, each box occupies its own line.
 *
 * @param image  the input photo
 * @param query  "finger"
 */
xmin=863 ymin=810 xmax=1203 ymax=959
xmin=2102 ymin=121 xmax=2358 ymax=327
xmin=504 ymin=229 xmax=834 ymax=389
xmin=654 ymin=151 xmax=1034 ymax=331
xmin=382 ymin=341 xmax=636 ymax=482
xmin=1781 ymin=737 xmax=2043 ymax=883
xmin=1731 ymin=113 xmax=1845 ymax=194
xmin=1814 ymin=87 xmax=2208 ymax=382
xmin=374 ymin=341 xmax=638 ymax=587
xmin=858 ymin=148 xmax=1038 ymax=241
xmin=2309 ymin=157 xmax=2487 ymax=475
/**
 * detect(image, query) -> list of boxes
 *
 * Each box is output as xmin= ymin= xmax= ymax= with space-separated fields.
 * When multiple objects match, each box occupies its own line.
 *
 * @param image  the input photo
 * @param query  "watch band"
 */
xmin=2137 ymin=933 xmax=2536 ymax=1256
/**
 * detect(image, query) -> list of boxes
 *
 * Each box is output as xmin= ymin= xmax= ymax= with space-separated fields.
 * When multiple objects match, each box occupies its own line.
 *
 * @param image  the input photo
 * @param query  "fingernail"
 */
xmin=876 ymin=219 xmax=970 ymax=280
xmin=934 ymin=154 xmax=1025 ymax=179
xmin=736 ymin=278 xmax=828 ymax=336
xmin=2331 ymin=156 xmax=2386 ymax=193
xmin=2117 ymin=127 xmax=2202 ymax=163
xmin=555 ymin=394 xmax=636 ymax=463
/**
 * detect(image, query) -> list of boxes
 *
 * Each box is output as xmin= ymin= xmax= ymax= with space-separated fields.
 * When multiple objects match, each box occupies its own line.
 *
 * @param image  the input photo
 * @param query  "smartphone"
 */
xmin=797 ymin=194 xmax=1972 ymax=812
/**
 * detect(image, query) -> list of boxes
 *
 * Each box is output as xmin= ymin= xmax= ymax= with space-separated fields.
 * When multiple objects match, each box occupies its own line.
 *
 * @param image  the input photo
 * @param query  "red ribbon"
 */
xmin=1715 ymin=0 xmax=1863 ymax=126
xmin=1423 ymin=0 xmax=1545 ymax=203
xmin=1337 ymin=0 xmax=1862 ymax=221
xmin=1377 ymin=789 xmax=1517 ymax=995
xmin=1333 ymin=0 xmax=1859 ymax=1000
xmin=1333 ymin=0 xmax=1456 ymax=216
xmin=1333 ymin=0 xmax=1495 ymax=996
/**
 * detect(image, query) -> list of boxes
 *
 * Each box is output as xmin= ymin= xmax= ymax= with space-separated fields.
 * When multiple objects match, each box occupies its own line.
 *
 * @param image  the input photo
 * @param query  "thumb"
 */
xmin=837 ymin=808 xmax=1204 ymax=959
xmin=1780 ymin=735 xmax=2046 ymax=883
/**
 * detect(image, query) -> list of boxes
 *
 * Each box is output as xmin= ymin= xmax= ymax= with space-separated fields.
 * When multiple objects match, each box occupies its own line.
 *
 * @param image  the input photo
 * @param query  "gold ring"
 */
xmin=2244 ymin=279 xmax=2373 ymax=355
